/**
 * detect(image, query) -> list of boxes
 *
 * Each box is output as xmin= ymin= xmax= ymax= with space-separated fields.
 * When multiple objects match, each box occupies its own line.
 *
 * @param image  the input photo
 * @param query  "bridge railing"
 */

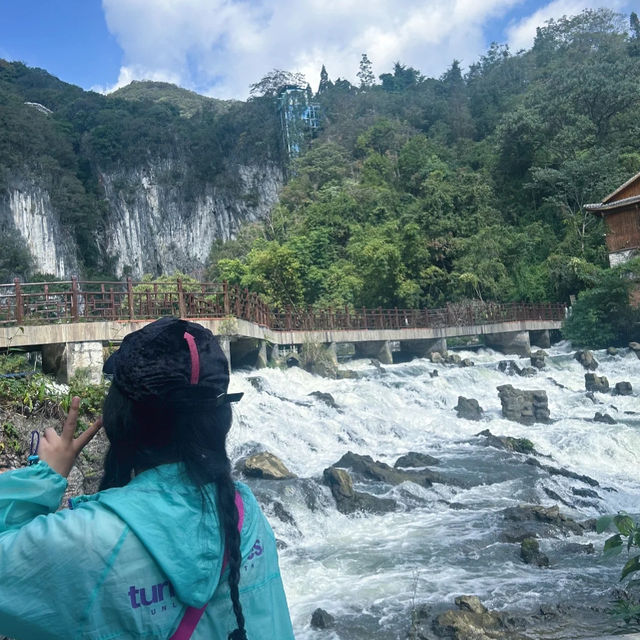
xmin=0 ymin=278 xmax=566 ymax=331
xmin=270 ymin=301 xmax=566 ymax=331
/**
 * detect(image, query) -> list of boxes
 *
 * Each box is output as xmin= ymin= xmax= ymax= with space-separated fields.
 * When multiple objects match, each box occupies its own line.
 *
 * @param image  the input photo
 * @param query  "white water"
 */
xmin=227 ymin=344 xmax=640 ymax=639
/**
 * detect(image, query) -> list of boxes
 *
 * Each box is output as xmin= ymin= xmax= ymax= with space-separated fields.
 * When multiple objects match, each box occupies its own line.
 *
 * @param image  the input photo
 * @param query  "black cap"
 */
xmin=103 ymin=317 xmax=243 ymax=404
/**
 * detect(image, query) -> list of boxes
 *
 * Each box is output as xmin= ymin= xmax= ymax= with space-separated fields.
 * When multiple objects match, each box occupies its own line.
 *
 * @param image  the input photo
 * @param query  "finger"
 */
xmin=62 ymin=396 xmax=81 ymax=442
xmin=42 ymin=427 xmax=58 ymax=442
xmin=73 ymin=416 xmax=103 ymax=452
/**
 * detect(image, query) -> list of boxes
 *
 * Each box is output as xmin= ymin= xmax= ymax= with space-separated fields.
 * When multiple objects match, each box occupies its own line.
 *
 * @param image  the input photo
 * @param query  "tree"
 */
xmin=357 ymin=54 xmax=375 ymax=89
xmin=317 ymin=65 xmax=332 ymax=94
xmin=249 ymin=69 xmax=306 ymax=98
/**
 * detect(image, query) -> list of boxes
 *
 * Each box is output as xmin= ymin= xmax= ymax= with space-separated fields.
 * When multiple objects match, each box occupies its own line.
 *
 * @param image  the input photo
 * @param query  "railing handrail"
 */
xmin=0 ymin=279 xmax=567 ymax=331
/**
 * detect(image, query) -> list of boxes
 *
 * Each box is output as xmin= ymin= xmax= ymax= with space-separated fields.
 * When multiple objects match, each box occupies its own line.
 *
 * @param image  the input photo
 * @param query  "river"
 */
xmin=226 ymin=342 xmax=640 ymax=639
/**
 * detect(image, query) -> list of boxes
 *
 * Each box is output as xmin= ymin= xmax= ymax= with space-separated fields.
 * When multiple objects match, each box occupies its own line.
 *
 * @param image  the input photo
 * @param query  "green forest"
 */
xmin=210 ymin=9 xmax=640 ymax=315
xmin=2 ymin=8 xmax=640 ymax=335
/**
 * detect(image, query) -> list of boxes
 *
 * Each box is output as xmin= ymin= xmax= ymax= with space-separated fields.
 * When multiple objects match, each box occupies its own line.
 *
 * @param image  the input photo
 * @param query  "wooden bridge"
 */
xmin=0 ymin=278 xmax=566 ymax=381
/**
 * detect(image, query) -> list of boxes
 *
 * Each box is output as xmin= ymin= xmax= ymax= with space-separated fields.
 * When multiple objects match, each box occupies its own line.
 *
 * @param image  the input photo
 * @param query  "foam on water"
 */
xmin=227 ymin=345 xmax=640 ymax=639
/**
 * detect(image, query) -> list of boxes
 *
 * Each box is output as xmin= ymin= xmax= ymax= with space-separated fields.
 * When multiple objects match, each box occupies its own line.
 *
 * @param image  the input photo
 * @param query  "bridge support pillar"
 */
xmin=43 ymin=341 xmax=104 ymax=384
xmin=354 ymin=340 xmax=395 ymax=365
xmin=484 ymin=331 xmax=531 ymax=357
xmin=529 ymin=329 xmax=550 ymax=349
xmin=400 ymin=338 xmax=447 ymax=360
xmin=326 ymin=342 xmax=339 ymax=366
xmin=256 ymin=340 xmax=268 ymax=369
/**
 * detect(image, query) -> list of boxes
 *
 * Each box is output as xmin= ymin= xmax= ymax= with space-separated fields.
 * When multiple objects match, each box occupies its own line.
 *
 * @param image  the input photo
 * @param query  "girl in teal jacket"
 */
xmin=0 ymin=317 xmax=295 ymax=640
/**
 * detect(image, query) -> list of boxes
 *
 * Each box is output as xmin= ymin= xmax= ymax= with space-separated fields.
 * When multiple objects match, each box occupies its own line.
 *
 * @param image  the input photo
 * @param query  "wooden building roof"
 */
xmin=585 ymin=170 xmax=640 ymax=215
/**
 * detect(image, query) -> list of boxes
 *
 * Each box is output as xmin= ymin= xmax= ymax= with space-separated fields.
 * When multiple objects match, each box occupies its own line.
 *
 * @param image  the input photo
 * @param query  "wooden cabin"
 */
xmin=585 ymin=170 xmax=640 ymax=267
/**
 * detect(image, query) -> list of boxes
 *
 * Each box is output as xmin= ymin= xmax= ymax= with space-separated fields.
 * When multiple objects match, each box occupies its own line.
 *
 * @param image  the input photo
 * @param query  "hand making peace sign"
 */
xmin=38 ymin=396 xmax=103 ymax=478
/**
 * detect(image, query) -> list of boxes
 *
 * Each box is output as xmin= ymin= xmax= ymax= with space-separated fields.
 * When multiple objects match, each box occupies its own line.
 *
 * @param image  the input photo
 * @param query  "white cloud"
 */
xmin=101 ymin=0 xmax=528 ymax=99
xmin=505 ymin=0 xmax=629 ymax=52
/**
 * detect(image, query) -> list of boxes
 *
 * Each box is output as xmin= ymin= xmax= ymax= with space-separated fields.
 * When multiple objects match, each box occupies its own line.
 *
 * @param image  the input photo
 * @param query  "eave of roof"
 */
xmin=584 ymin=194 xmax=640 ymax=213
xmin=602 ymin=170 xmax=640 ymax=204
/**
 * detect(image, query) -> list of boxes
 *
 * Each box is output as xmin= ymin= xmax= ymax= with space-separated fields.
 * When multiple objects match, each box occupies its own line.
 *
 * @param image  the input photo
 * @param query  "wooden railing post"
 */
xmin=177 ymin=278 xmax=186 ymax=318
xmin=127 ymin=277 xmax=134 ymax=320
xmin=70 ymin=276 xmax=79 ymax=321
xmin=223 ymin=281 xmax=230 ymax=316
xmin=13 ymin=278 xmax=23 ymax=324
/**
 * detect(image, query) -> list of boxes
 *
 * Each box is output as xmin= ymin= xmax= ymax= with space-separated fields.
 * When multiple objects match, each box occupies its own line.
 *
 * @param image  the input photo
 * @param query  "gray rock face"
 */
xmin=629 ymin=342 xmax=640 ymax=358
xmin=455 ymin=396 xmax=484 ymax=421
xmin=574 ymin=350 xmax=598 ymax=370
xmin=584 ymin=373 xmax=609 ymax=393
xmin=3 ymin=160 xmax=283 ymax=278
xmin=613 ymin=381 xmax=632 ymax=396
xmin=497 ymin=384 xmax=550 ymax=425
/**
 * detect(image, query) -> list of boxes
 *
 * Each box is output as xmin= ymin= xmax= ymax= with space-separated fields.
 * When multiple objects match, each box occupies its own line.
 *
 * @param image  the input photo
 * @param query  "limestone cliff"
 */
xmin=2 ymin=160 xmax=283 ymax=279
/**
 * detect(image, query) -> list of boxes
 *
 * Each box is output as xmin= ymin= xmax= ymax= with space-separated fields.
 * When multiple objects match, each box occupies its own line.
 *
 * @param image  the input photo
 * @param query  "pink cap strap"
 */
xmin=183 ymin=332 xmax=200 ymax=385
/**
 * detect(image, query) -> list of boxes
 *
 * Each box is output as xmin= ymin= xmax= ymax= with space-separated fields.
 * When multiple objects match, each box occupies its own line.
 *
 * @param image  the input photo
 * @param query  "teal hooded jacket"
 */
xmin=0 ymin=461 xmax=295 ymax=640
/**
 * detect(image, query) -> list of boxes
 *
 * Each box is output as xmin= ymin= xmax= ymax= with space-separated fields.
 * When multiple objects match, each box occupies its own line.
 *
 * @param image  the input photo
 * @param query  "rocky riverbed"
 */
xmin=2 ymin=341 xmax=640 ymax=639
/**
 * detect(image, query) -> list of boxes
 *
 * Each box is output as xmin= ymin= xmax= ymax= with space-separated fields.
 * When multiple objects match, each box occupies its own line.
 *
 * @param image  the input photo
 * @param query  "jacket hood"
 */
xmin=72 ymin=464 xmax=256 ymax=608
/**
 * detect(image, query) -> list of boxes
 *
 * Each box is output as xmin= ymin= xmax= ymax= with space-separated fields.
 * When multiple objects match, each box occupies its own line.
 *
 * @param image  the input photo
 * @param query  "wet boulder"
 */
xmin=241 ymin=452 xmax=297 ymax=480
xmin=432 ymin=598 xmax=526 ymax=640
xmin=629 ymin=342 xmax=640 ymax=359
xmin=497 ymin=385 xmax=550 ymax=425
xmin=429 ymin=369 xmax=439 ymax=378
xmin=332 ymin=451 xmax=441 ymax=486
xmin=584 ymin=373 xmax=609 ymax=393
xmin=429 ymin=351 xmax=444 ymax=364
xmin=525 ymin=457 xmax=600 ymax=487
xmin=455 ymin=396 xmax=484 ymax=421
xmin=520 ymin=537 xmax=549 ymax=567
xmin=502 ymin=504 xmax=586 ymax=537
xmin=574 ymin=350 xmax=598 ymax=370
xmin=530 ymin=350 xmax=547 ymax=370
xmin=308 ymin=391 xmax=341 ymax=410
xmin=310 ymin=608 xmax=335 ymax=629
xmin=606 ymin=347 xmax=619 ymax=356
xmin=446 ymin=354 xmax=462 ymax=365
xmin=613 ymin=381 xmax=632 ymax=396
xmin=322 ymin=467 xmax=396 ymax=514
xmin=394 ymin=452 xmax=440 ymax=468
xmin=476 ymin=429 xmax=536 ymax=455
xmin=498 ymin=360 xmax=523 ymax=376
xmin=594 ymin=412 xmax=616 ymax=424
xmin=461 ymin=358 xmax=475 ymax=367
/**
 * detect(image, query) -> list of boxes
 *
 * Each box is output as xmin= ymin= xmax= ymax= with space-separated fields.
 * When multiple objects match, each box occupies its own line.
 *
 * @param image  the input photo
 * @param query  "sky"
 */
xmin=0 ymin=0 xmax=635 ymax=100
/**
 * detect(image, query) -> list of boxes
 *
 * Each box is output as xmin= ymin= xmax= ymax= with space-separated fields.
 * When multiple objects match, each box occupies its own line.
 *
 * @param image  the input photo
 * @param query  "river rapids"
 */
xmin=226 ymin=343 xmax=640 ymax=639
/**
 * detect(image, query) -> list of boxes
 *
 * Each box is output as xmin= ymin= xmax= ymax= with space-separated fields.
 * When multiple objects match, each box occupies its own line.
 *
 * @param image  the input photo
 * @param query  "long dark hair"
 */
xmin=100 ymin=384 xmax=247 ymax=640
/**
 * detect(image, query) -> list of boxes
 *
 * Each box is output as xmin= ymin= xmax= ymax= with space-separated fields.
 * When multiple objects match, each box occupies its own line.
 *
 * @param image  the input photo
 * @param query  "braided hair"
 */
xmin=100 ymin=384 xmax=248 ymax=640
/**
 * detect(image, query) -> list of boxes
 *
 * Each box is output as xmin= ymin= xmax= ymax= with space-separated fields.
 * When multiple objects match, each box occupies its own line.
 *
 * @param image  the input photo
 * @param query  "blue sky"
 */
xmin=0 ymin=0 xmax=635 ymax=99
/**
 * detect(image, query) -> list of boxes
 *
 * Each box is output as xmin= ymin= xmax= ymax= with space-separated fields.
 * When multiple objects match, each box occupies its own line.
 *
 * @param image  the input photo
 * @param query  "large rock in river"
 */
xmin=332 ymin=451 xmax=441 ymax=486
xmin=322 ymin=467 xmax=396 ymax=514
xmin=497 ymin=385 xmax=550 ymax=425
xmin=241 ymin=452 xmax=297 ymax=480
xmin=574 ymin=350 xmax=598 ymax=370
xmin=455 ymin=396 xmax=484 ymax=421
xmin=584 ymin=373 xmax=609 ymax=393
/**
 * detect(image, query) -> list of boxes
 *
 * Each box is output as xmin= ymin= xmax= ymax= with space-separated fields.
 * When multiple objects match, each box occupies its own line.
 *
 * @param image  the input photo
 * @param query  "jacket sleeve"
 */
xmin=0 ymin=462 xmax=108 ymax=640
xmin=0 ymin=461 xmax=67 ymax=531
